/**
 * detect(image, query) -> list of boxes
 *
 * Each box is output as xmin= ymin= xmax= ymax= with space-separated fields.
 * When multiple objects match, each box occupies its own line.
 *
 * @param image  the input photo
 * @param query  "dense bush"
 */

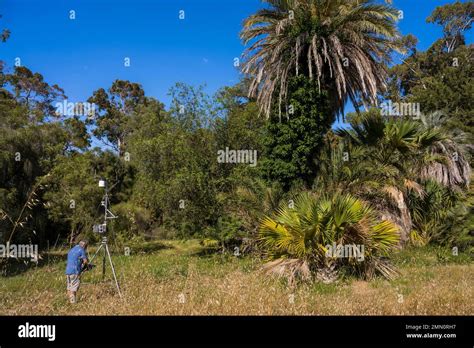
xmin=259 ymin=192 xmax=400 ymax=284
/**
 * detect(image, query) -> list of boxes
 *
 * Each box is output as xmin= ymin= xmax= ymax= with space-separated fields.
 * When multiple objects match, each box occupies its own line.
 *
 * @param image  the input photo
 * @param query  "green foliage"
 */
xmin=0 ymin=68 xmax=82 ymax=246
xmin=334 ymin=110 xmax=446 ymax=196
xmin=261 ymin=75 xmax=332 ymax=188
xmin=128 ymin=82 xmax=266 ymax=242
xmin=231 ymin=178 xmax=287 ymax=228
xmin=88 ymin=80 xmax=147 ymax=155
xmin=214 ymin=98 xmax=265 ymax=181
xmin=128 ymin=83 xmax=222 ymax=237
xmin=7 ymin=66 xmax=66 ymax=122
xmin=387 ymin=1 xmax=474 ymax=137
xmin=111 ymin=202 xmax=153 ymax=237
xmin=431 ymin=184 xmax=474 ymax=252
xmin=42 ymin=153 xmax=103 ymax=243
xmin=203 ymin=215 xmax=245 ymax=250
xmin=427 ymin=1 xmax=473 ymax=45
xmin=260 ymin=192 xmax=400 ymax=281
xmin=325 ymin=109 xmax=470 ymax=244
xmin=407 ymin=179 xmax=461 ymax=244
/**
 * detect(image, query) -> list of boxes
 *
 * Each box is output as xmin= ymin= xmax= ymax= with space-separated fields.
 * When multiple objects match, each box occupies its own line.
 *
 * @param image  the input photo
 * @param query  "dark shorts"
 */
xmin=66 ymin=274 xmax=81 ymax=292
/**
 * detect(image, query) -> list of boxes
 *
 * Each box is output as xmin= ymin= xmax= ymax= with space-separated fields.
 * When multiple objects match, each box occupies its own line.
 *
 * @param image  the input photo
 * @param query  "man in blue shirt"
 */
xmin=65 ymin=240 xmax=89 ymax=304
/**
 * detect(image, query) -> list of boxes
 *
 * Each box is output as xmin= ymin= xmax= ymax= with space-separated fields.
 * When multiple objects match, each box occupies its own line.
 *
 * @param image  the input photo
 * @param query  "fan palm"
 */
xmin=229 ymin=178 xmax=287 ymax=237
xmin=418 ymin=112 xmax=471 ymax=188
xmin=333 ymin=110 xmax=470 ymax=242
xmin=407 ymin=179 xmax=461 ymax=245
xmin=241 ymin=0 xmax=403 ymax=118
xmin=235 ymin=178 xmax=286 ymax=217
xmin=334 ymin=111 xmax=443 ymax=201
xmin=259 ymin=192 xmax=400 ymax=283
xmin=337 ymin=111 xmax=471 ymax=188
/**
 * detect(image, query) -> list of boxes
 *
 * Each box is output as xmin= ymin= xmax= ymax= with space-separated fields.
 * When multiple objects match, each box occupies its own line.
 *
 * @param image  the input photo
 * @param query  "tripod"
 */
xmin=89 ymin=179 xmax=122 ymax=298
xmin=89 ymin=236 xmax=122 ymax=298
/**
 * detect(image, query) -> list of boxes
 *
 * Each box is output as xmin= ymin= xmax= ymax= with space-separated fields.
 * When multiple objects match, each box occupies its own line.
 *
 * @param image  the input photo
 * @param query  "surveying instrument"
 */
xmin=89 ymin=178 xmax=122 ymax=298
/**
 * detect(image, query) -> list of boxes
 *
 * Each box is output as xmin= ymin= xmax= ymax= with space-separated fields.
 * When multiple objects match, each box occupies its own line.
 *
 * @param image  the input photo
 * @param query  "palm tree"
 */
xmin=332 ymin=111 xmax=439 ymax=244
xmin=332 ymin=110 xmax=471 ymax=243
xmin=259 ymin=191 xmax=400 ymax=284
xmin=407 ymin=179 xmax=461 ymax=245
xmin=241 ymin=0 xmax=403 ymax=119
xmin=418 ymin=112 xmax=471 ymax=188
xmin=228 ymin=178 xmax=287 ymax=236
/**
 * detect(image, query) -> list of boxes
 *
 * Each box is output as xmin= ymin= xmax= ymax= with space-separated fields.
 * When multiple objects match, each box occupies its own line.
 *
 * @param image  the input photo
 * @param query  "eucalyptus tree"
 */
xmin=88 ymin=80 xmax=146 ymax=156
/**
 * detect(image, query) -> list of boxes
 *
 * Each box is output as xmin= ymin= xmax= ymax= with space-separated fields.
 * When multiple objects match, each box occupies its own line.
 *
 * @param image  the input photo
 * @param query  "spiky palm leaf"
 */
xmin=259 ymin=192 xmax=399 ymax=282
xmin=417 ymin=112 xmax=471 ymax=187
xmin=408 ymin=179 xmax=462 ymax=242
xmin=235 ymin=178 xmax=286 ymax=215
xmin=332 ymin=110 xmax=470 ymax=242
xmin=241 ymin=0 xmax=403 ymax=118
xmin=420 ymin=139 xmax=471 ymax=188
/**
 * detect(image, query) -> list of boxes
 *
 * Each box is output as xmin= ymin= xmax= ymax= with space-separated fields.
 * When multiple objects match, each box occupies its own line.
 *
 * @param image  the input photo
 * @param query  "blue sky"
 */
xmin=1 ymin=0 xmax=472 ymax=112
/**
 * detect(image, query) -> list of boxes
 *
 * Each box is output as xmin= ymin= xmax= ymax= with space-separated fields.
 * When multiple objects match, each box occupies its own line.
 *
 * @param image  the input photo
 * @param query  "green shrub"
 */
xmin=259 ymin=192 xmax=400 ymax=284
xmin=112 ymin=202 xmax=154 ymax=237
xmin=203 ymin=215 xmax=245 ymax=251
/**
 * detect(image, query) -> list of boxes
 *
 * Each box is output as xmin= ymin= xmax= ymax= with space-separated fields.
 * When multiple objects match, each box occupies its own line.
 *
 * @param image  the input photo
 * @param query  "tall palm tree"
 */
xmin=241 ymin=0 xmax=403 ymax=119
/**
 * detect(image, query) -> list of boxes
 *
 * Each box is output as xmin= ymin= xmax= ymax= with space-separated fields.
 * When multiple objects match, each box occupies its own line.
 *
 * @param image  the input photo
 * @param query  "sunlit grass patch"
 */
xmin=0 ymin=241 xmax=472 ymax=315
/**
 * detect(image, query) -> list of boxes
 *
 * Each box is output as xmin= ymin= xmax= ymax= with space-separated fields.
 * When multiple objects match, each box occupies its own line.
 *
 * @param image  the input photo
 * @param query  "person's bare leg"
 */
xmin=68 ymin=290 xmax=76 ymax=304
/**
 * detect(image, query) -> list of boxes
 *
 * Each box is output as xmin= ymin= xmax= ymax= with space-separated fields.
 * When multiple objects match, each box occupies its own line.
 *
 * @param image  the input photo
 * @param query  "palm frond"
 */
xmin=259 ymin=191 xmax=400 ymax=282
xmin=241 ymin=0 xmax=403 ymax=118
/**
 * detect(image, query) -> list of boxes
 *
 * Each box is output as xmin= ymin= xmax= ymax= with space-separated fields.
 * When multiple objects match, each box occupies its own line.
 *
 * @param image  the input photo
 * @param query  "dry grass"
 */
xmin=0 ymin=240 xmax=472 ymax=315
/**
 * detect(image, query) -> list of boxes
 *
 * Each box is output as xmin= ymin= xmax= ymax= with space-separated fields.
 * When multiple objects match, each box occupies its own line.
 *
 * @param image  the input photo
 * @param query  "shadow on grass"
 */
xmin=120 ymin=241 xmax=171 ymax=254
xmin=0 ymin=253 xmax=67 ymax=277
xmin=0 ymin=240 xmax=171 ymax=277
xmin=195 ymin=247 xmax=221 ymax=257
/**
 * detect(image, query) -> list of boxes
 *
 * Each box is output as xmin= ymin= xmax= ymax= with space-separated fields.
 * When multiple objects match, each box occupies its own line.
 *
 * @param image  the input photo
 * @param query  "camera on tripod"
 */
xmin=81 ymin=263 xmax=96 ymax=273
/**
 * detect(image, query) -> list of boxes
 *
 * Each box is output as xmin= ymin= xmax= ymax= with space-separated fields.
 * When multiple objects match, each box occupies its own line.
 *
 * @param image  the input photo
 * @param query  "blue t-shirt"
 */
xmin=65 ymin=245 xmax=88 ymax=275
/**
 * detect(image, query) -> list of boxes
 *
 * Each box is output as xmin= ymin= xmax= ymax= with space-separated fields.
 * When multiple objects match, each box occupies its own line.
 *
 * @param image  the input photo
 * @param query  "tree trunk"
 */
xmin=380 ymin=187 xmax=412 ymax=245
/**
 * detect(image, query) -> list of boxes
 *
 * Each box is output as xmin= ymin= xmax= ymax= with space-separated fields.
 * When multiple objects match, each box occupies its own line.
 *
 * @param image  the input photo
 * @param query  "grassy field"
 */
xmin=0 ymin=240 xmax=472 ymax=315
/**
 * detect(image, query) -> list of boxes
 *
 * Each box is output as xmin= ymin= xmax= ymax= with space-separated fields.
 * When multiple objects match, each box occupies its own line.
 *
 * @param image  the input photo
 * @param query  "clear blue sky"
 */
xmin=1 ymin=0 xmax=472 ymax=111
